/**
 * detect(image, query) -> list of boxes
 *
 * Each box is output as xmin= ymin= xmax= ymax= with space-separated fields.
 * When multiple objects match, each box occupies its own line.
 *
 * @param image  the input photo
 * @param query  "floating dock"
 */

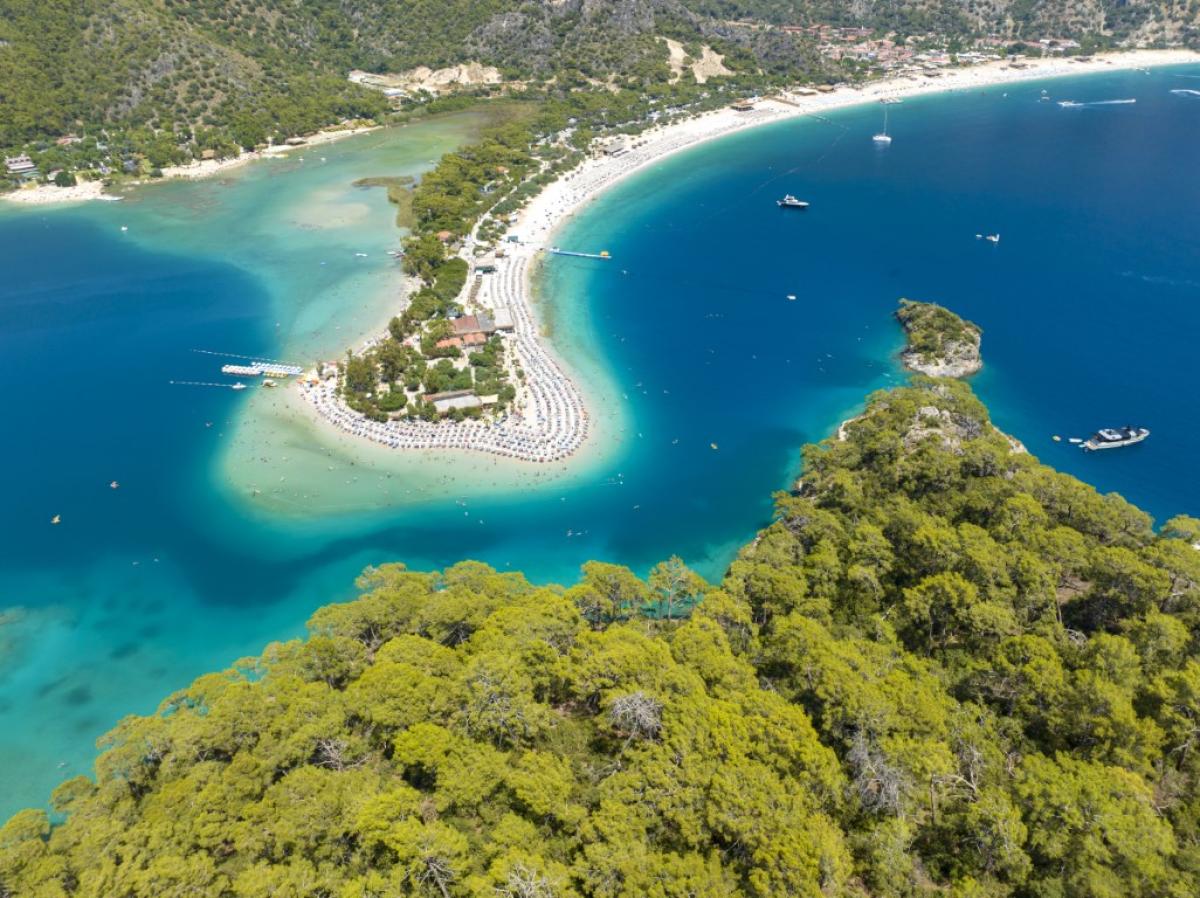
xmin=219 ymin=363 xmax=303 ymax=378
xmin=547 ymin=248 xmax=612 ymax=260
xmin=259 ymin=364 xmax=303 ymax=377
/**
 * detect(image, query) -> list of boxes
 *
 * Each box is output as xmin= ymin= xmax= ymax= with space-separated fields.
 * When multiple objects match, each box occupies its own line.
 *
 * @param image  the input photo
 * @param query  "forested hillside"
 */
xmin=0 ymin=0 xmax=795 ymax=152
xmin=3 ymin=0 xmax=1197 ymax=156
xmin=5 ymin=303 xmax=1200 ymax=897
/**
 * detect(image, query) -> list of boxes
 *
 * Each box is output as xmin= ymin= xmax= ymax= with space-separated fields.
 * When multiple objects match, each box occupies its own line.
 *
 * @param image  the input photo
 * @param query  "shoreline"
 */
xmin=300 ymin=47 xmax=1198 ymax=464
xmin=0 ymin=124 xmax=379 ymax=207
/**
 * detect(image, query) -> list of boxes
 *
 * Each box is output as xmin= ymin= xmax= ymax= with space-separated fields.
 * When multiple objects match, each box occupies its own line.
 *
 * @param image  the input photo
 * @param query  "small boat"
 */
xmin=710 ymin=442 xmax=719 ymax=450
xmin=786 ymin=294 xmax=797 ymax=301
xmin=985 ymin=234 xmax=1000 ymax=244
xmin=1081 ymin=426 xmax=1150 ymax=451
xmin=231 ymin=382 xmax=248 ymax=391
xmin=109 ymin=481 xmax=119 ymax=489
xmin=51 ymin=515 xmax=61 ymax=525
xmin=777 ymin=195 xmax=810 ymax=209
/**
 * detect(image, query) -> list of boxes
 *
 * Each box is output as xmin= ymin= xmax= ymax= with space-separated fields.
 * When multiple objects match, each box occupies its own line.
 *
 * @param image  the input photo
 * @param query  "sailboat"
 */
xmin=873 ymin=107 xmax=892 ymax=145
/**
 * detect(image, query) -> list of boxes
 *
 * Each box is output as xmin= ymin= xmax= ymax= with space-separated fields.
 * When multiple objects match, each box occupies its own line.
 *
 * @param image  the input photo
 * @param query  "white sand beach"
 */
xmin=0 ymin=177 xmax=119 ymax=206
xmin=299 ymin=47 xmax=1199 ymax=463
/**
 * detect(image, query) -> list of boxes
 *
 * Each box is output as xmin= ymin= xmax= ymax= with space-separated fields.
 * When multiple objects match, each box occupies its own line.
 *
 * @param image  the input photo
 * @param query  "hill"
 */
xmin=0 ymin=0 xmax=808 ymax=153
xmin=4 ymin=305 xmax=1200 ymax=898
xmin=3 ymin=1 xmax=1198 ymax=160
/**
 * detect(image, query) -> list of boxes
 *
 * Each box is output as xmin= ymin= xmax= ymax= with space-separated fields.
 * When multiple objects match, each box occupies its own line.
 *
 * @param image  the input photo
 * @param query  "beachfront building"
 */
xmin=5 ymin=155 xmax=38 ymax=180
xmin=596 ymin=135 xmax=630 ymax=157
xmin=451 ymin=314 xmax=496 ymax=338
xmin=435 ymin=333 xmax=488 ymax=352
xmin=473 ymin=253 xmax=498 ymax=274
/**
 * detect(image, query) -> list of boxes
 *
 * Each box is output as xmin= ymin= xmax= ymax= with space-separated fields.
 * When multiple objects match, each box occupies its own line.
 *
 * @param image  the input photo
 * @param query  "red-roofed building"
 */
xmin=451 ymin=314 xmax=496 ymax=337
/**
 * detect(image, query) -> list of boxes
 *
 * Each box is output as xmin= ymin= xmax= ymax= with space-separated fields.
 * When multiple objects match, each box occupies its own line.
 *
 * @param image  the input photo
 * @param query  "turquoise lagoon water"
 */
xmin=3 ymin=66 xmax=1200 ymax=816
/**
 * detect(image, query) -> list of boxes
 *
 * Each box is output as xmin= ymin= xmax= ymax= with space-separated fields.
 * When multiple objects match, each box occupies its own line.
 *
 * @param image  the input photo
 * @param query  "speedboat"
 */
xmin=777 ymin=195 xmax=810 ymax=209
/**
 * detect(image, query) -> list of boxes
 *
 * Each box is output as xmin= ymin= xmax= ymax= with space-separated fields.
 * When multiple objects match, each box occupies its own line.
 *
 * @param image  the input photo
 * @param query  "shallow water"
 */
xmin=2 ymin=65 xmax=1199 ymax=817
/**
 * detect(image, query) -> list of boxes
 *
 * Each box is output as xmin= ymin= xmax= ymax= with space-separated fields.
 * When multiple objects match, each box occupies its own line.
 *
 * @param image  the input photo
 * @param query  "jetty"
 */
xmin=169 ymin=380 xmax=247 ymax=390
xmin=547 ymin=248 xmax=612 ymax=260
xmin=258 ymin=363 xmax=303 ymax=377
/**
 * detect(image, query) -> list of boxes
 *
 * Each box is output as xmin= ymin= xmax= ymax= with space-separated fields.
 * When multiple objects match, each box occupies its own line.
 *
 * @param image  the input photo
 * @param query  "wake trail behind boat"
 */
xmin=1170 ymin=89 xmax=1200 ymax=98
xmin=1058 ymin=98 xmax=1138 ymax=108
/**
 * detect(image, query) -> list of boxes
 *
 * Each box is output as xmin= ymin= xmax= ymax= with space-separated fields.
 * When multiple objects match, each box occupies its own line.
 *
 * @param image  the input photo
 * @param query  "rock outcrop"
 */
xmin=896 ymin=299 xmax=982 ymax=378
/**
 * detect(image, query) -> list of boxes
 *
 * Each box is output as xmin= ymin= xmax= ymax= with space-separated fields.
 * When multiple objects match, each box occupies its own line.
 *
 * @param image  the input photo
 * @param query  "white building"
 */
xmin=5 ymin=155 xmax=38 ymax=179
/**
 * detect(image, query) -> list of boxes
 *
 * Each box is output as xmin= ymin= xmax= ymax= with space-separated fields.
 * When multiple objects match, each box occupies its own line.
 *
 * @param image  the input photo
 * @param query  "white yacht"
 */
xmin=1082 ymin=426 xmax=1150 ymax=451
xmin=873 ymin=107 xmax=892 ymax=144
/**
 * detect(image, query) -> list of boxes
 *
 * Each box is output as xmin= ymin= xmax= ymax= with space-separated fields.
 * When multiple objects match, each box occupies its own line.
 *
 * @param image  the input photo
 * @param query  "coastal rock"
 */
xmin=896 ymin=299 xmax=982 ymax=378
xmin=902 ymin=404 xmax=984 ymax=455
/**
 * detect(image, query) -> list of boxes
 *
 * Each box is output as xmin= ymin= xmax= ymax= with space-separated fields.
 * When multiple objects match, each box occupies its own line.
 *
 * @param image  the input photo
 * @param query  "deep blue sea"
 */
xmin=2 ymin=66 xmax=1198 ymax=816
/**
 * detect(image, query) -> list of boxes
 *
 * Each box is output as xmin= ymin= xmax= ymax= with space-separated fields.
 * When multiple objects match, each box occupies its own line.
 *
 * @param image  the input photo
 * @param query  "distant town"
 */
xmin=794 ymin=25 xmax=1085 ymax=75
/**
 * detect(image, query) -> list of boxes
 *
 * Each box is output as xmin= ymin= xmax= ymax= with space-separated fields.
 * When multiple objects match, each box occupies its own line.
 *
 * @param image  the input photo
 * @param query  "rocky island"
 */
xmin=896 ymin=298 xmax=983 ymax=378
